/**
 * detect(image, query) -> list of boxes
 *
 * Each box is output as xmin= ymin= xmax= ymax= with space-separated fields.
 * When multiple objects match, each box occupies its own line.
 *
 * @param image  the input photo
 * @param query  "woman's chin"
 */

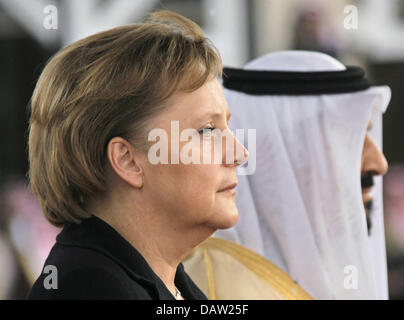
xmin=208 ymin=207 xmax=239 ymax=230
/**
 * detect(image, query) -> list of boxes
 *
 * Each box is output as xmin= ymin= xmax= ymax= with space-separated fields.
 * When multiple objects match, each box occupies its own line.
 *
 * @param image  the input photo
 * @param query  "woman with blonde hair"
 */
xmin=27 ymin=10 xmax=247 ymax=300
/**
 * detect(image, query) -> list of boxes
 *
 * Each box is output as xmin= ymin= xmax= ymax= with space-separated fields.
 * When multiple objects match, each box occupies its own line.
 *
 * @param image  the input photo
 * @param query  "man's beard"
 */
xmin=364 ymin=199 xmax=373 ymax=235
xmin=361 ymin=172 xmax=375 ymax=235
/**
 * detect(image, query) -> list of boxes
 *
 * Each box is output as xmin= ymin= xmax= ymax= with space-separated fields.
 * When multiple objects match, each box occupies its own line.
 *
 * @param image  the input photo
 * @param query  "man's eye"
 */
xmin=198 ymin=127 xmax=215 ymax=135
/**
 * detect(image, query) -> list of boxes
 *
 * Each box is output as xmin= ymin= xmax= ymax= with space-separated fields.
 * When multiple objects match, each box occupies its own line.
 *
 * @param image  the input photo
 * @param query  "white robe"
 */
xmin=215 ymin=51 xmax=391 ymax=299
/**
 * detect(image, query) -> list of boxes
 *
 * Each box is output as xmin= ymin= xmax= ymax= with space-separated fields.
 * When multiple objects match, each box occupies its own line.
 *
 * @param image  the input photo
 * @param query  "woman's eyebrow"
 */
xmin=196 ymin=111 xmax=231 ymax=122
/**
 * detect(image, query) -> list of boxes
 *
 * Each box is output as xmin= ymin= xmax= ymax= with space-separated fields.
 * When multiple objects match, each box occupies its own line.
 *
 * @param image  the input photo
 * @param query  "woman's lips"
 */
xmin=217 ymin=183 xmax=237 ymax=194
xmin=218 ymin=188 xmax=236 ymax=195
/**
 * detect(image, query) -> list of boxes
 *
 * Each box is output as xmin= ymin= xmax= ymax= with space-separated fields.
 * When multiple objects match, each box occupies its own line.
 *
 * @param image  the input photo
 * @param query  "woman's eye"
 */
xmin=198 ymin=127 xmax=215 ymax=136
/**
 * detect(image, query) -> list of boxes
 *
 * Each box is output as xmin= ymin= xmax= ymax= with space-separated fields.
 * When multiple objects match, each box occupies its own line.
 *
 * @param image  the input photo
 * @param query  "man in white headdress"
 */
xmin=183 ymin=50 xmax=390 ymax=300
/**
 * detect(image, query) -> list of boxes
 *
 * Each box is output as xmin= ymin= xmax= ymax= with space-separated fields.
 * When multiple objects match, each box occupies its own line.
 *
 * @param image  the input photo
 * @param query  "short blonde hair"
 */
xmin=28 ymin=10 xmax=222 ymax=227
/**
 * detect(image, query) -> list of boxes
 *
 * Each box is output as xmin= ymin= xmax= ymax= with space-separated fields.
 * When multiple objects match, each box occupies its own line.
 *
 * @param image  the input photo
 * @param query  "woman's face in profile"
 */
xmin=141 ymin=79 xmax=247 ymax=232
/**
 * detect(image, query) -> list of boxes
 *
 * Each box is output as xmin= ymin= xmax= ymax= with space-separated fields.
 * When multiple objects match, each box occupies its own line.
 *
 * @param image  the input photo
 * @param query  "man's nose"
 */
xmin=361 ymin=134 xmax=388 ymax=176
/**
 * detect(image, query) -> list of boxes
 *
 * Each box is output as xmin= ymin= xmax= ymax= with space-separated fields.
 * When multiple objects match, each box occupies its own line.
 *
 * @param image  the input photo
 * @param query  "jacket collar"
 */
xmin=56 ymin=215 xmax=193 ymax=299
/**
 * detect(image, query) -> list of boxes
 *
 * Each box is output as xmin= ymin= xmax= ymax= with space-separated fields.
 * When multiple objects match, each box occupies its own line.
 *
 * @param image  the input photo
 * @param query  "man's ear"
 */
xmin=107 ymin=137 xmax=144 ymax=189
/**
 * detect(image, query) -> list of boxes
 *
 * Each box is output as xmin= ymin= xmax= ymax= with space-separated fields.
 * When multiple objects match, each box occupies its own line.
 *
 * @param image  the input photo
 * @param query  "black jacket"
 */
xmin=27 ymin=215 xmax=207 ymax=300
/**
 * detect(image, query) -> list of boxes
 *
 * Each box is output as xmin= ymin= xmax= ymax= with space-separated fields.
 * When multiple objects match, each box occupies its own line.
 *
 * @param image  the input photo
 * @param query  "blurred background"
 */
xmin=0 ymin=0 xmax=403 ymax=299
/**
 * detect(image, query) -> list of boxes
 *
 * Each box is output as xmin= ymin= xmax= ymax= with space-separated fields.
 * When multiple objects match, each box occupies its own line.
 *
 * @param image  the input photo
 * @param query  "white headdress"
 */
xmin=215 ymin=51 xmax=391 ymax=299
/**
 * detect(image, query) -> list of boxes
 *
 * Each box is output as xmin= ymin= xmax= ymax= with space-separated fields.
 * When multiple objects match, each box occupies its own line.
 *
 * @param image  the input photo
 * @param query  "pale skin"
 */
xmin=89 ymin=79 xmax=248 ymax=299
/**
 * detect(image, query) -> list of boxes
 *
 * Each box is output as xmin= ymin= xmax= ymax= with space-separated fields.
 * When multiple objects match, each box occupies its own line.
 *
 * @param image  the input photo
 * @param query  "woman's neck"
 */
xmin=92 ymin=199 xmax=212 ymax=298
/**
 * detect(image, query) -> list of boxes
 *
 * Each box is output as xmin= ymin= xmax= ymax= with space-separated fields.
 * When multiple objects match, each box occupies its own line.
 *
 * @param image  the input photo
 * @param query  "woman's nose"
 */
xmin=236 ymin=139 xmax=249 ymax=166
xmin=223 ymin=130 xmax=249 ymax=167
xmin=361 ymin=134 xmax=388 ymax=176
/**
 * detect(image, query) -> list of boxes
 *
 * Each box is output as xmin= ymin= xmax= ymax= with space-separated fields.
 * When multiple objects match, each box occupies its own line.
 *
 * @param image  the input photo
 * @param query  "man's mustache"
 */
xmin=361 ymin=172 xmax=375 ymax=189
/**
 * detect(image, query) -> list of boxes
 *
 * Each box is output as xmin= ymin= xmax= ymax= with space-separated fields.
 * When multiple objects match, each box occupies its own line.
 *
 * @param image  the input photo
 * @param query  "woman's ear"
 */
xmin=107 ymin=137 xmax=144 ymax=189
